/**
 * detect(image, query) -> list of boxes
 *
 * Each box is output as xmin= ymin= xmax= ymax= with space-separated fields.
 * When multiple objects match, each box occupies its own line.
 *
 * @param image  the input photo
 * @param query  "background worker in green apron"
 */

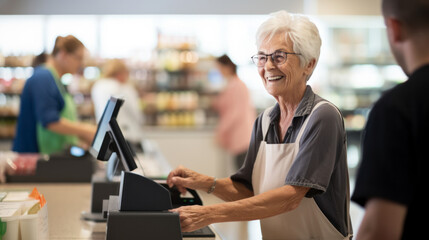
xmin=13 ymin=35 xmax=96 ymax=155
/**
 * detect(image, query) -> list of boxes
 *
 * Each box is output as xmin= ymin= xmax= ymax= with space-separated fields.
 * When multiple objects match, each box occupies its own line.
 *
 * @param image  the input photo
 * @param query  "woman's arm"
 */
xmin=212 ymin=177 xmax=254 ymax=201
xmin=172 ymin=184 xmax=309 ymax=232
xmin=47 ymin=118 xmax=96 ymax=144
xmin=167 ymin=166 xmax=253 ymax=202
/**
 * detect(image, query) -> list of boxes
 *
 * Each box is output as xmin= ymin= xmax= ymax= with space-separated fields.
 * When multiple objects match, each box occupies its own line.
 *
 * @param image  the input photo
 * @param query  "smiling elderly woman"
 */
xmin=167 ymin=10 xmax=352 ymax=240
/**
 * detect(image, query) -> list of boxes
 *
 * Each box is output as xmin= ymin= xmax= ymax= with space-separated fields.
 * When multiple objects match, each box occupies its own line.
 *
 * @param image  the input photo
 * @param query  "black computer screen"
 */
xmin=89 ymin=96 xmax=137 ymax=176
xmin=89 ymin=97 xmax=123 ymax=160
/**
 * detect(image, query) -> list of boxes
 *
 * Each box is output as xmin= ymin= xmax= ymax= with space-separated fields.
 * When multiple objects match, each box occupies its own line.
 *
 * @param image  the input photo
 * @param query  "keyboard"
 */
xmin=182 ymin=226 xmax=216 ymax=238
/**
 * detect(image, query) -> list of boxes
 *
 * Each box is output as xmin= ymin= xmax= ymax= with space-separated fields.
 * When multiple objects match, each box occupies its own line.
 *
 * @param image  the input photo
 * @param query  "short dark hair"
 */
xmin=216 ymin=54 xmax=237 ymax=74
xmin=52 ymin=35 xmax=85 ymax=56
xmin=382 ymin=0 xmax=429 ymax=32
xmin=32 ymin=52 xmax=48 ymax=67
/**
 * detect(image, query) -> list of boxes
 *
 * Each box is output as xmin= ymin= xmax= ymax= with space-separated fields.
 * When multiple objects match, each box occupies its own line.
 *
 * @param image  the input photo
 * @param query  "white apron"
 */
xmin=251 ymin=101 xmax=352 ymax=240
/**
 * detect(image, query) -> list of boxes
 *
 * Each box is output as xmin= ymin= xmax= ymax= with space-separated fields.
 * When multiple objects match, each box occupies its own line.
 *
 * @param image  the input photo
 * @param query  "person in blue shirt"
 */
xmin=13 ymin=35 xmax=96 ymax=154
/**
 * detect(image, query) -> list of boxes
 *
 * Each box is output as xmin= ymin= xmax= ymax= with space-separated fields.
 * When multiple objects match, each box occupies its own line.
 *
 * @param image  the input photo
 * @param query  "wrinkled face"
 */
xmin=257 ymin=33 xmax=308 ymax=99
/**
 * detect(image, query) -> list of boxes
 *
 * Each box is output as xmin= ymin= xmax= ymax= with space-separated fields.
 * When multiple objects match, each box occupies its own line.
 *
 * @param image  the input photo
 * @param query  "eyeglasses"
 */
xmin=251 ymin=51 xmax=301 ymax=67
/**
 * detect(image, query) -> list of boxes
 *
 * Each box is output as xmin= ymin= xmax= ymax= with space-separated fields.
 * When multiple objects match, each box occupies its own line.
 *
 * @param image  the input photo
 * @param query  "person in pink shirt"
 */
xmin=212 ymin=54 xmax=256 ymax=170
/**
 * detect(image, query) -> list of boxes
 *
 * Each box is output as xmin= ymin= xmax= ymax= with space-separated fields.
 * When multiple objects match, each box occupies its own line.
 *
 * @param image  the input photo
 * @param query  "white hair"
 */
xmin=256 ymin=10 xmax=322 ymax=69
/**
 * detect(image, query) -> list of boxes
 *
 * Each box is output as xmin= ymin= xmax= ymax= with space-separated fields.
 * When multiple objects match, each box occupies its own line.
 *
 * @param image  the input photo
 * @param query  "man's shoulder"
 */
xmin=21 ymin=68 xmax=53 ymax=95
xmin=373 ymin=81 xmax=412 ymax=109
xmin=27 ymin=67 xmax=54 ymax=85
xmin=379 ymin=65 xmax=429 ymax=103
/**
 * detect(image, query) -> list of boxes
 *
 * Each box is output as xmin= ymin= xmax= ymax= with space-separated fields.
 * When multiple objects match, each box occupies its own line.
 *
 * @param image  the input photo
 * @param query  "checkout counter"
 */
xmin=0 ymin=140 xmax=262 ymax=240
xmin=1 ymin=96 xmax=258 ymax=239
xmin=0 ymin=187 xmax=223 ymax=239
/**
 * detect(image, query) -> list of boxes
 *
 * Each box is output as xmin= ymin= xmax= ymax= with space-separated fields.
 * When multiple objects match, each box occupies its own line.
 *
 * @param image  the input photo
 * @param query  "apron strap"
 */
xmin=294 ymin=100 xmax=352 ymax=238
xmin=295 ymin=101 xmax=342 ymax=145
xmin=261 ymin=106 xmax=275 ymax=141
xmin=296 ymin=101 xmax=326 ymax=144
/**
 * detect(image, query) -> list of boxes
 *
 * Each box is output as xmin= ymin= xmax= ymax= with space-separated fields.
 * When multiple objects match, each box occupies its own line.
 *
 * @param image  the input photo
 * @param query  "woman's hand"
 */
xmin=170 ymin=205 xmax=211 ymax=232
xmin=48 ymin=118 xmax=96 ymax=145
xmin=78 ymin=123 xmax=97 ymax=145
xmin=167 ymin=166 xmax=213 ymax=194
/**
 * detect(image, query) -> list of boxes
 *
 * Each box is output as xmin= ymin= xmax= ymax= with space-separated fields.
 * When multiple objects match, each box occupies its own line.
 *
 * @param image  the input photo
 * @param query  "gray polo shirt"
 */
xmin=231 ymin=85 xmax=350 ymax=236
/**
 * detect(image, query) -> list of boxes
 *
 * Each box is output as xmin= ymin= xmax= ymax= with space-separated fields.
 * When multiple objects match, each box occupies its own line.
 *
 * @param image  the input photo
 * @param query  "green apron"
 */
xmin=36 ymin=67 xmax=79 ymax=155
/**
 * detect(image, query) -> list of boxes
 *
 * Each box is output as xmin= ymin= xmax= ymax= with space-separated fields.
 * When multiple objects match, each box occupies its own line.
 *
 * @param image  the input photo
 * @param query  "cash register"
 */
xmin=82 ymin=97 xmax=215 ymax=239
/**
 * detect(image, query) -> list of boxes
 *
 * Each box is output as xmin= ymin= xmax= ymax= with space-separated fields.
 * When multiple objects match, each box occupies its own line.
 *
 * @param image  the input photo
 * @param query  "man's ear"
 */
xmin=386 ymin=17 xmax=404 ymax=43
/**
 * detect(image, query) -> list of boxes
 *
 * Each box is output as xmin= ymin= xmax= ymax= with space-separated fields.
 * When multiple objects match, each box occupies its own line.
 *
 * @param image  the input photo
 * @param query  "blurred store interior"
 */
xmin=0 ymin=0 xmax=406 ymax=238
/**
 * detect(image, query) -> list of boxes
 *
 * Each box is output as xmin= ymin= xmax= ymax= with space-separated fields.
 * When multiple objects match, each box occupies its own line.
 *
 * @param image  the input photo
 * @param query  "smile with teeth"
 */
xmin=266 ymin=76 xmax=284 ymax=81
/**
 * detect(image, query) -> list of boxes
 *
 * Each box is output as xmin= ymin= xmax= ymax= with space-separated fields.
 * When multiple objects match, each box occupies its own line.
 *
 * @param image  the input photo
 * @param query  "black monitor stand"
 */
xmin=83 ymin=115 xmax=212 ymax=239
xmin=85 ymin=118 xmax=183 ymax=239
xmin=104 ymin=171 xmax=182 ymax=240
xmin=82 ymin=120 xmax=135 ymax=222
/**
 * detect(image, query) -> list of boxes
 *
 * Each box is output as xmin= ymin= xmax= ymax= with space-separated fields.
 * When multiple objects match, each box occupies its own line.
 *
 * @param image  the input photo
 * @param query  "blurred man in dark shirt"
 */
xmin=352 ymin=0 xmax=429 ymax=239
